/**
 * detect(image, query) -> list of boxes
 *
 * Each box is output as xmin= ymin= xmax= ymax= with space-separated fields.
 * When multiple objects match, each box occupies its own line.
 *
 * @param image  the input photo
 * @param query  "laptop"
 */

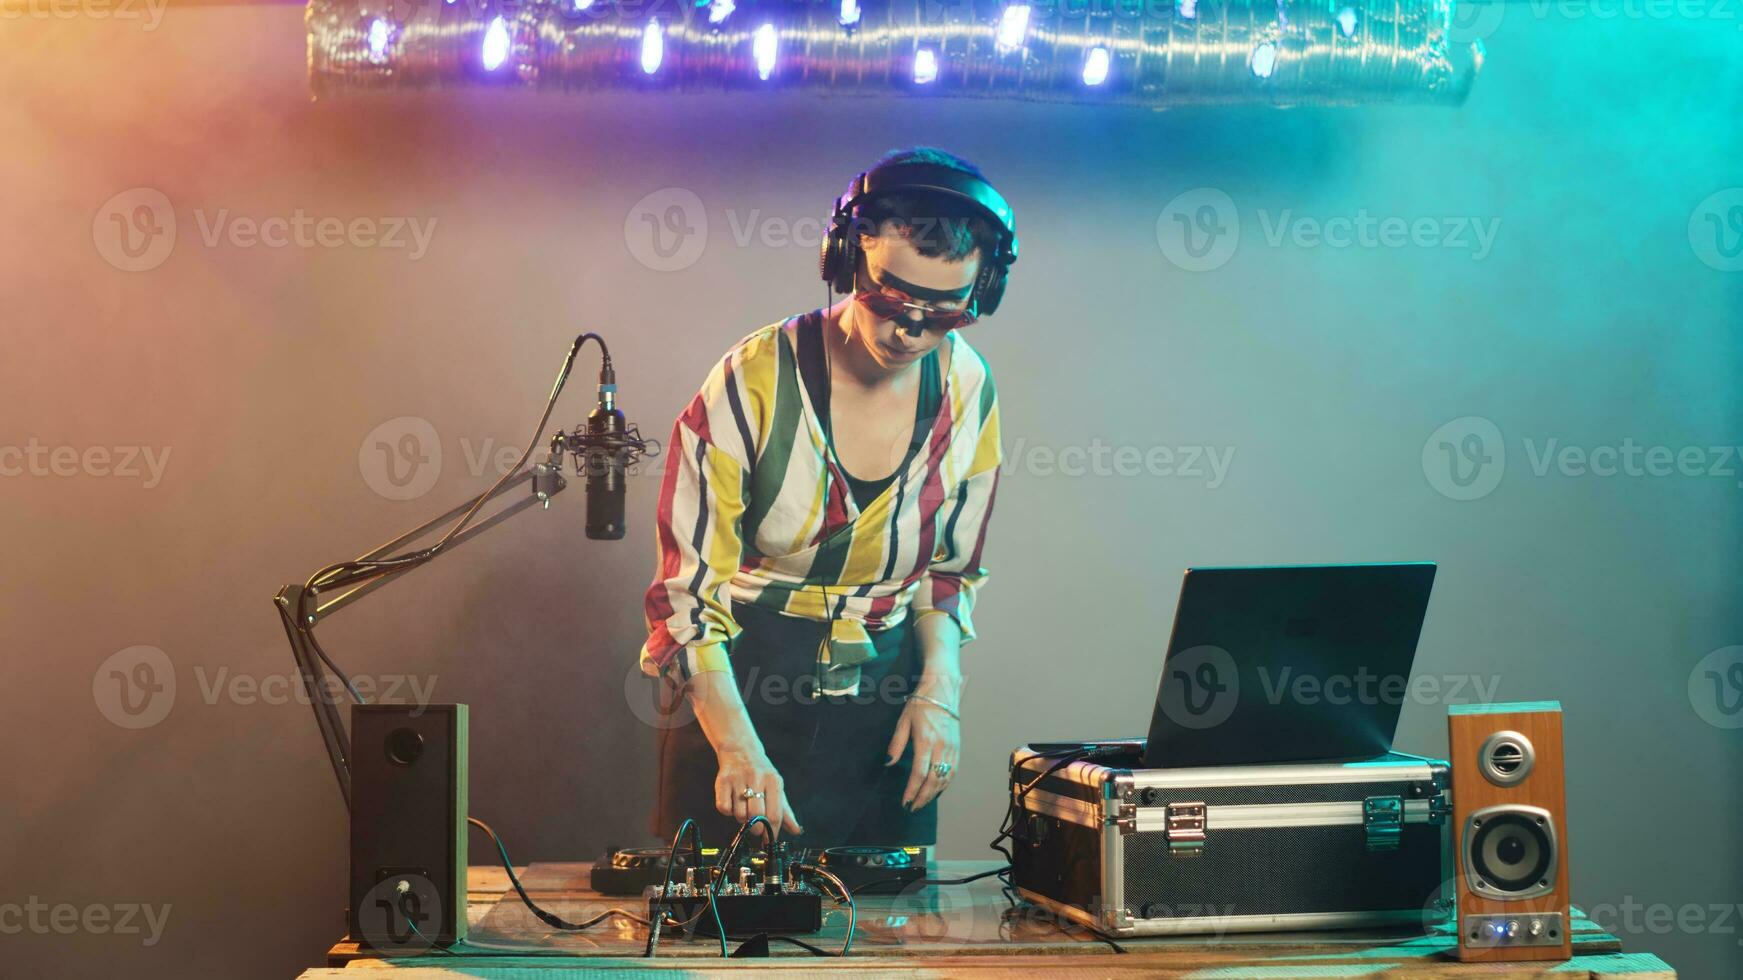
xmin=1140 ymin=562 xmax=1437 ymax=769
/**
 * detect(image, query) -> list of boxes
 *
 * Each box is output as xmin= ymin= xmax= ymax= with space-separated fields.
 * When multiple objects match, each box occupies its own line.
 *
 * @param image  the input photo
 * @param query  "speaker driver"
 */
xmin=1478 ymin=730 xmax=1534 ymax=785
xmin=1464 ymin=804 xmax=1557 ymax=901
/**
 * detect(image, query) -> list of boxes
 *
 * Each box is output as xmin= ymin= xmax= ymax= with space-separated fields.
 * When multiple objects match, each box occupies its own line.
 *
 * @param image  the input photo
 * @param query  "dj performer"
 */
xmin=638 ymin=147 xmax=1017 ymax=849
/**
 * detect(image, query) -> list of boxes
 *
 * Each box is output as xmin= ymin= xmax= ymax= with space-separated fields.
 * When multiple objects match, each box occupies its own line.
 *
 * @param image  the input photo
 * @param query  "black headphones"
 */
xmin=819 ymin=162 xmax=1019 ymax=318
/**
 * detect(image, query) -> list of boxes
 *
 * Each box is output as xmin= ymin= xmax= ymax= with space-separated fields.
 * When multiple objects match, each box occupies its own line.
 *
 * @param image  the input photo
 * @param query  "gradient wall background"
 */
xmin=2 ymin=4 xmax=1739 ymax=976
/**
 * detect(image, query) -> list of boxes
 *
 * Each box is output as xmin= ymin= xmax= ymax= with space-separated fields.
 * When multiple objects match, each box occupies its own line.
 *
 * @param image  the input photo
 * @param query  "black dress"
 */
xmin=651 ymin=331 xmax=943 ymax=849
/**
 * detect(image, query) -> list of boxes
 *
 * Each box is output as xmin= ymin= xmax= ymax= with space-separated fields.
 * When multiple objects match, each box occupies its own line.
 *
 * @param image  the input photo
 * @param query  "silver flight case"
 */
xmin=1009 ymin=740 xmax=1452 ymax=936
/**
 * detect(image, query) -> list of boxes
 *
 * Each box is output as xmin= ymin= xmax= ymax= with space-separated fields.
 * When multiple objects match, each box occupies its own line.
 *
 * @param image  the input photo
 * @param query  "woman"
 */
xmin=639 ymin=147 xmax=1015 ymax=850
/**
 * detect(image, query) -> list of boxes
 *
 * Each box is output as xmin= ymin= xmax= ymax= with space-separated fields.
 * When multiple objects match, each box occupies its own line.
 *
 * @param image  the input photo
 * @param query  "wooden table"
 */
xmin=306 ymin=861 xmax=1675 ymax=977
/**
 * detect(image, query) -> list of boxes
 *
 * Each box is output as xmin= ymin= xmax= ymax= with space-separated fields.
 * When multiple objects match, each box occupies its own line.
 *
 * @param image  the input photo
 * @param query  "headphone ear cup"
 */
xmin=831 ymin=228 xmax=859 ymax=295
xmin=975 ymin=263 xmax=1007 ymax=317
xmin=818 ymin=234 xmax=836 ymax=286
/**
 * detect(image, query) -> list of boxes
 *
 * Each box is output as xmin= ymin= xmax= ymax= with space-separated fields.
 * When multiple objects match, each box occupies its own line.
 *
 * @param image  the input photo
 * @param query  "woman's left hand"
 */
xmin=886 ymin=674 xmax=962 ymax=811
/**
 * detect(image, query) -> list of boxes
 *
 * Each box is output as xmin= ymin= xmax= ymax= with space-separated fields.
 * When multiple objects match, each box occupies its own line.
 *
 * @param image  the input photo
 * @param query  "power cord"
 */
xmin=468 ymin=816 xmax=648 ymax=931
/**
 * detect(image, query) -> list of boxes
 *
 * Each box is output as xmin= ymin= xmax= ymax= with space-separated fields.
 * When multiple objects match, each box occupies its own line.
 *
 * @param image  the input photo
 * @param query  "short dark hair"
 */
xmin=857 ymin=146 xmax=1000 ymax=264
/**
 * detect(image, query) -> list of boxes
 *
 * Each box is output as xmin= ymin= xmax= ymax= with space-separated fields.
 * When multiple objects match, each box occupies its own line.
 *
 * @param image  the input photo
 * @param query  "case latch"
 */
xmin=1163 ymin=802 xmax=1206 ymax=855
xmin=1427 ymin=793 xmax=1452 ymax=825
xmin=1363 ymin=795 xmax=1404 ymax=852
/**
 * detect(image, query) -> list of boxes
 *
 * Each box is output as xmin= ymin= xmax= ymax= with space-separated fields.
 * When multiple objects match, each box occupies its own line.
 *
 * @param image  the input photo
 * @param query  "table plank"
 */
xmin=302 ymin=949 xmax=1677 ymax=978
xmin=319 ymin=861 xmax=1672 ymax=977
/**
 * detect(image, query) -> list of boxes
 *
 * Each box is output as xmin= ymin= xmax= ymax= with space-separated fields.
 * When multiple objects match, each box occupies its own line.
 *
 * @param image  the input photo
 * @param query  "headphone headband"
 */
xmin=820 ymin=160 xmax=1019 ymax=316
xmin=838 ymin=162 xmax=1019 ymax=265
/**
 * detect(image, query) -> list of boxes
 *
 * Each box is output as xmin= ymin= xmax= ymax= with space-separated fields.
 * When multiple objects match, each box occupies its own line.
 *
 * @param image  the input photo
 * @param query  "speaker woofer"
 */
xmin=1464 ymin=804 xmax=1557 ymax=901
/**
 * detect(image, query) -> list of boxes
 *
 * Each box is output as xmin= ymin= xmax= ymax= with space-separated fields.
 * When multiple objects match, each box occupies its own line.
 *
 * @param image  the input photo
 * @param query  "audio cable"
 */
xmin=468 ymin=816 xmax=649 ymax=931
xmin=645 ymin=817 xmax=728 ymax=957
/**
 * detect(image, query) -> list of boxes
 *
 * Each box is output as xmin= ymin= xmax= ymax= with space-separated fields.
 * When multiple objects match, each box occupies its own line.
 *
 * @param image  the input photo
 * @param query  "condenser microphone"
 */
xmin=583 ymin=369 xmax=627 ymax=541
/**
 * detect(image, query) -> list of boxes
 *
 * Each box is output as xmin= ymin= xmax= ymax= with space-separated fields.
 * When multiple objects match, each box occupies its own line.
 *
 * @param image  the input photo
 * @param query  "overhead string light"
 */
xmin=481 ymin=15 xmax=510 ymax=71
xmin=753 ymin=23 xmax=777 ymax=80
xmin=641 ymin=18 xmax=663 ymax=74
xmin=914 ymin=47 xmax=938 ymax=84
xmin=309 ymin=0 xmax=1482 ymax=107
xmin=995 ymin=4 xmax=1030 ymax=53
xmin=365 ymin=16 xmax=391 ymax=65
xmin=1082 ymin=46 xmax=1110 ymax=86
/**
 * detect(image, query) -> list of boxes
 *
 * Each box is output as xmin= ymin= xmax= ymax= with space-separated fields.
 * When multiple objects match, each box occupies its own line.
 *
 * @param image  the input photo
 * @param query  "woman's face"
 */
xmin=848 ymin=232 xmax=980 ymax=371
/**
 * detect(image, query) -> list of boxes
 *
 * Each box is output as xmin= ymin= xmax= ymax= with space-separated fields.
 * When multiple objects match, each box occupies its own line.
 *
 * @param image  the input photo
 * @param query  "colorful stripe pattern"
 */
xmin=640 ymin=311 xmax=1001 ymax=693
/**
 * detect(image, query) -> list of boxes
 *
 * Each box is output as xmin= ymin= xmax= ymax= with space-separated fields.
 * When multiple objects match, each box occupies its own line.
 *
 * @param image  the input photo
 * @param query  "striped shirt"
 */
xmin=640 ymin=310 xmax=1002 ymax=695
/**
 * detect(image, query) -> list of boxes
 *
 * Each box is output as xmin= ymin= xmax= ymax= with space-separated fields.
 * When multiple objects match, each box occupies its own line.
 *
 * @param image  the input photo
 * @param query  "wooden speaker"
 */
xmin=349 ymin=703 xmax=469 ymax=951
xmin=1446 ymin=701 xmax=1571 ymax=962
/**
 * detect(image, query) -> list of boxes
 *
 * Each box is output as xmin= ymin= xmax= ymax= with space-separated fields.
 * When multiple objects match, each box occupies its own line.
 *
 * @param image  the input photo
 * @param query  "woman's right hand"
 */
xmin=714 ymin=746 xmax=802 ymax=839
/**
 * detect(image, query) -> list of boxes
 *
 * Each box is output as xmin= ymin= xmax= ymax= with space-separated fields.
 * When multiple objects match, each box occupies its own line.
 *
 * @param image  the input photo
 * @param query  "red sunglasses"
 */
xmin=853 ymin=289 xmax=978 ymax=332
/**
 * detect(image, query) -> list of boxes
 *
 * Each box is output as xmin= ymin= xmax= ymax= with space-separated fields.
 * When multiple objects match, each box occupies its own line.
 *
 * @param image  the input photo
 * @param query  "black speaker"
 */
xmin=348 ymin=703 xmax=468 ymax=951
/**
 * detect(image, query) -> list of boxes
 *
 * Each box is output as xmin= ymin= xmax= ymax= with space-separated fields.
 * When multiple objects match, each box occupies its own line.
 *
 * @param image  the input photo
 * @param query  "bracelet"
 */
xmin=906 ymin=693 xmax=961 ymax=721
